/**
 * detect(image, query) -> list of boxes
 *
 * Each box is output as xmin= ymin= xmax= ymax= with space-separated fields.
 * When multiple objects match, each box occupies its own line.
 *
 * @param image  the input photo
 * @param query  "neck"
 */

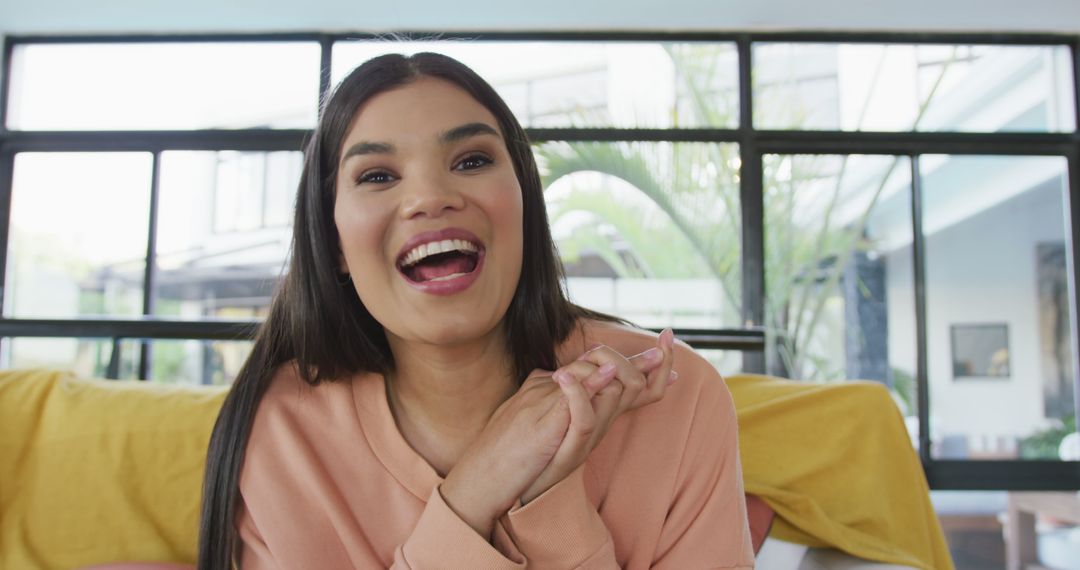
xmin=384 ymin=327 xmax=518 ymax=470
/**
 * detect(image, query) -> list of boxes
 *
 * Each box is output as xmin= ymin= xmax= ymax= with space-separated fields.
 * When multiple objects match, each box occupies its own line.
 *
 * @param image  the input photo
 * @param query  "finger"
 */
xmin=519 ymin=369 xmax=573 ymax=420
xmin=587 ymin=378 xmax=624 ymax=448
xmin=639 ymin=328 xmax=676 ymax=407
xmin=576 ymin=344 xmax=663 ymax=381
xmin=553 ymin=369 xmax=597 ymax=453
xmin=585 ymin=345 xmax=664 ymax=375
xmin=556 ymin=359 xmax=615 ymax=398
xmin=577 ymin=345 xmax=647 ymax=411
xmin=626 ymin=346 xmax=665 ymax=376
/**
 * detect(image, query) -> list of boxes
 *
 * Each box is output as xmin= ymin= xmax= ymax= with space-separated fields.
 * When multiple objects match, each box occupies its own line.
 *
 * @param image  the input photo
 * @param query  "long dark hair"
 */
xmin=197 ymin=52 xmax=612 ymax=569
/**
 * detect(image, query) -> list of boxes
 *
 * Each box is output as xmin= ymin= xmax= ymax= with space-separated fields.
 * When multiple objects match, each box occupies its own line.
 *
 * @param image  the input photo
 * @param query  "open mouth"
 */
xmin=396 ymin=238 xmax=482 ymax=284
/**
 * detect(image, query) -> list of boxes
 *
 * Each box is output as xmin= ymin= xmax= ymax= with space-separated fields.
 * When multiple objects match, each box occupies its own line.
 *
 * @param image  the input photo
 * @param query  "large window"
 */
xmin=1 ymin=32 xmax=1077 ymax=490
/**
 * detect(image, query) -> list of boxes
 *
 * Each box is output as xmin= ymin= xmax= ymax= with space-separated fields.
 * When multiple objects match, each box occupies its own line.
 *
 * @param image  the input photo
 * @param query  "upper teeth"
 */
xmin=400 ymin=239 xmax=479 ymax=268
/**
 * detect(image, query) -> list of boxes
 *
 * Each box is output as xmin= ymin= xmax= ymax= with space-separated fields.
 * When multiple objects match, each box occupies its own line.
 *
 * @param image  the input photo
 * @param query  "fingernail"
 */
xmin=642 ymin=347 xmax=662 ymax=362
xmin=553 ymin=370 xmax=571 ymax=386
xmin=668 ymin=370 xmax=679 ymax=383
xmin=599 ymin=362 xmax=617 ymax=376
xmin=660 ymin=328 xmax=675 ymax=350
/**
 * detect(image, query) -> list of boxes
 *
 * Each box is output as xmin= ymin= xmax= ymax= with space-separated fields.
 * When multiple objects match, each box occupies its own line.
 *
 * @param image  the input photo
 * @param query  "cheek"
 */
xmin=334 ymin=197 xmax=391 ymax=274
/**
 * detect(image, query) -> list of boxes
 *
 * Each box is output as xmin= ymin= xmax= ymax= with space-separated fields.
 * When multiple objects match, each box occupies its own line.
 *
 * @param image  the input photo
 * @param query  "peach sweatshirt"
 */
xmin=236 ymin=321 xmax=755 ymax=569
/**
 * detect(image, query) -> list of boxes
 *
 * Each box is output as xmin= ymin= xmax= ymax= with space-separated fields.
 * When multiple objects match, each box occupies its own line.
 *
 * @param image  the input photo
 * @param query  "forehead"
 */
xmin=342 ymin=76 xmax=503 ymax=147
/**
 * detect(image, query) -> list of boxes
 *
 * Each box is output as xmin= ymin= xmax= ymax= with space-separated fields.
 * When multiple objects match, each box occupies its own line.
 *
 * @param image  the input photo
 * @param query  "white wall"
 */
xmin=0 ymin=0 xmax=1078 ymax=35
xmin=887 ymin=174 xmax=1070 ymax=452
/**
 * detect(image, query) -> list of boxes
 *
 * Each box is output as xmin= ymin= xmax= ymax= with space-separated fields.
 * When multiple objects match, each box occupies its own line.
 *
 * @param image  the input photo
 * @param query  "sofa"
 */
xmin=0 ymin=368 xmax=952 ymax=569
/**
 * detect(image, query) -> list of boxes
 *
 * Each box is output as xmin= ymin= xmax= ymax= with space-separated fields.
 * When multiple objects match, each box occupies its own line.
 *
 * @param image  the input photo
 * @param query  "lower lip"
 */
xmin=399 ymin=250 xmax=485 ymax=296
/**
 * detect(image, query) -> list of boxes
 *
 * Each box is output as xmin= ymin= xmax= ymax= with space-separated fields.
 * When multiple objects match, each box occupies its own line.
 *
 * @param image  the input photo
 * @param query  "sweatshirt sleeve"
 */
xmin=392 ymin=485 xmax=526 ymax=569
xmin=500 ymin=465 xmax=618 ymax=569
xmin=651 ymin=375 xmax=755 ymax=569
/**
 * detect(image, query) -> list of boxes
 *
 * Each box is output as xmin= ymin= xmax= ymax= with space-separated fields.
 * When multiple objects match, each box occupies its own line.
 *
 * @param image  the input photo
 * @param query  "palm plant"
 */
xmin=538 ymin=44 xmax=959 ymax=381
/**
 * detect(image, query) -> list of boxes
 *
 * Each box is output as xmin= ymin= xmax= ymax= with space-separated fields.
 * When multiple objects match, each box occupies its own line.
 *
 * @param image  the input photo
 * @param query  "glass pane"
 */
xmin=147 ymin=339 xmax=253 ymax=385
xmin=922 ymin=155 xmax=1076 ymax=461
xmin=5 ymin=153 xmax=152 ymax=318
xmin=696 ymin=348 xmax=742 ymax=378
xmin=538 ymin=141 xmax=741 ymax=328
xmin=754 ymin=43 xmax=1076 ymax=132
xmin=7 ymin=42 xmax=320 ymax=130
xmin=1 ymin=337 xmax=139 ymax=379
xmin=0 ymin=337 xmax=251 ymax=385
xmin=154 ymin=151 xmax=298 ymax=318
xmin=763 ymin=154 xmax=918 ymax=441
xmin=332 ymin=41 xmax=738 ymax=129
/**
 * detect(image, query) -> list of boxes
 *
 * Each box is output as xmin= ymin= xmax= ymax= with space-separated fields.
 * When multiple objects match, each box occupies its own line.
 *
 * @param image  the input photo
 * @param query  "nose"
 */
xmin=399 ymin=169 xmax=467 ymax=220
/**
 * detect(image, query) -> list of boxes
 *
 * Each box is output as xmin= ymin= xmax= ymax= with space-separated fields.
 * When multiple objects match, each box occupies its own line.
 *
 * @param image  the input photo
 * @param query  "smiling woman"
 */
xmin=198 ymin=53 xmax=754 ymax=569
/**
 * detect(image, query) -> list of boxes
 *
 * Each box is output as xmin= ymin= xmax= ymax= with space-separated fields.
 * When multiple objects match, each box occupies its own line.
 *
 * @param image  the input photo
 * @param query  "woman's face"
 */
xmin=334 ymin=77 xmax=524 ymax=348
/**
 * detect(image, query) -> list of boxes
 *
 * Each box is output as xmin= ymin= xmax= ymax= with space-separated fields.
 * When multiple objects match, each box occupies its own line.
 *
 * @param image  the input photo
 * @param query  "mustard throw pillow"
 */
xmin=0 ymin=369 xmax=228 ymax=570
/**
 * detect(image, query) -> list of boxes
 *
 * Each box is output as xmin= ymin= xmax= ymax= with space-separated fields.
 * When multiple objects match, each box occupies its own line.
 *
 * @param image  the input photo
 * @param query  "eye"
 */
xmin=454 ymin=153 xmax=493 ymax=172
xmin=356 ymin=169 xmax=396 ymax=186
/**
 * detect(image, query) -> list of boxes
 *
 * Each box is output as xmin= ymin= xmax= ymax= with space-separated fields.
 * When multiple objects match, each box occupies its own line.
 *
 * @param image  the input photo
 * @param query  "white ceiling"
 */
xmin=0 ymin=0 xmax=1077 ymax=35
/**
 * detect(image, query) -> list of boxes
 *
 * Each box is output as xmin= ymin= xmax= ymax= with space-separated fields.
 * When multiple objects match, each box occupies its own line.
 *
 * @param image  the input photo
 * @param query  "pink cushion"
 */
xmin=746 ymin=493 xmax=776 ymax=554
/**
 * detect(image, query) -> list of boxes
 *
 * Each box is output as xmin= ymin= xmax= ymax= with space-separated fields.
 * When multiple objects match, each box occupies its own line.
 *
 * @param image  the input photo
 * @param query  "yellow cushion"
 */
xmin=727 ymin=373 xmax=954 ymax=570
xmin=0 ymin=369 xmax=227 ymax=570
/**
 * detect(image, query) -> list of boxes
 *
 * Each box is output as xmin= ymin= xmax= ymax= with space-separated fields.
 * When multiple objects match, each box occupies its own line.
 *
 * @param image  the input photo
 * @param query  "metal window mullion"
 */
xmin=328 ymin=30 xmax=1080 ymax=46
xmin=0 ymin=37 xmax=14 ymax=368
xmin=1072 ymin=39 xmax=1080 ymax=135
xmin=911 ymin=155 xmax=932 ymax=465
xmin=9 ymin=31 xmax=1079 ymax=47
xmin=0 ymin=36 xmax=13 ymax=133
xmin=137 ymin=152 xmax=162 ymax=381
xmin=738 ymin=35 xmax=754 ymax=135
xmin=0 ymin=40 xmax=12 ymax=331
xmin=0 ymin=318 xmax=764 ymax=350
xmin=1069 ymin=150 xmax=1080 ymax=440
xmin=926 ymin=460 xmax=1080 ymax=490
xmin=738 ymin=35 xmax=766 ymax=374
xmin=0 ymin=130 xmax=309 ymax=153
xmin=8 ymin=33 xmax=324 ymax=46
xmin=0 ymin=318 xmax=262 ymax=340
xmin=0 ymin=149 xmax=12 ymax=315
xmin=754 ymin=131 xmax=1076 ymax=156
xmin=2 ymin=129 xmax=1075 ymax=154
xmin=740 ymin=147 xmax=765 ymax=375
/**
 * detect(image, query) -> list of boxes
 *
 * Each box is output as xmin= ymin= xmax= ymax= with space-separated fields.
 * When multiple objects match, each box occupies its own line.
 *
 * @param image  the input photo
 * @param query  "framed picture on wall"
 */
xmin=951 ymin=323 xmax=1010 ymax=380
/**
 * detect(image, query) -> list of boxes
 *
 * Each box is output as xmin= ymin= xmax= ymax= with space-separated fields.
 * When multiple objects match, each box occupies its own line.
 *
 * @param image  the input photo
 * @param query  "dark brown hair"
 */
xmin=197 ymin=52 xmax=613 ymax=569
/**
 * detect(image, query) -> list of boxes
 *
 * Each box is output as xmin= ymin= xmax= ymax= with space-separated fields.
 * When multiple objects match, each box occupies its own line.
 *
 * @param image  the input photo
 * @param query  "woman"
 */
xmin=198 ymin=52 xmax=754 ymax=569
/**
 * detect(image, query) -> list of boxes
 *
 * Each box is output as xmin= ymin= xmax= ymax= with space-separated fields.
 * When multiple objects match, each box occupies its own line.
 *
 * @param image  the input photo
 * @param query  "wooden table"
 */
xmin=1007 ymin=492 xmax=1080 ymax=570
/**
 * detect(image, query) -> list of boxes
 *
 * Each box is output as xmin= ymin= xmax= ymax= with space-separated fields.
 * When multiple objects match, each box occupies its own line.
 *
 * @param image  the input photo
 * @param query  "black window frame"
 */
xmin=0 ymin=30 xmax=1077 ymax=491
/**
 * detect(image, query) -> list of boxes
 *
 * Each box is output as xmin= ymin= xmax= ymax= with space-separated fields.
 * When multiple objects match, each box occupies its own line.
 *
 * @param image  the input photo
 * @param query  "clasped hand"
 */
xmin=440 ymin=330 xmax=676 ymax=540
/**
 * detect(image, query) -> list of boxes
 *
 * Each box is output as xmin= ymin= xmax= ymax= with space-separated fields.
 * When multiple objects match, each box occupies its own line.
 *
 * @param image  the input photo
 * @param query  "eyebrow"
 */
xmin=340 ymin=122 xmax=501 ymax=164
xmin=440 ymin=122 xmax=501 ymax=144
